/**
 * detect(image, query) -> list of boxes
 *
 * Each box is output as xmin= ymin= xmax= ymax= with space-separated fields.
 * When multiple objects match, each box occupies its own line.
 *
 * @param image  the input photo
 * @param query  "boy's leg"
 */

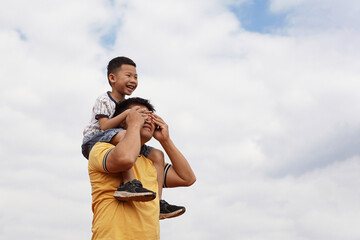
xmin=147 ymin=149 xmax=165 ymax=199
xmin=147 ymin=148 xmax=186 ymax=219
xmin=121 ymin=169 xmax=135 ymax=183
xmin=111 ymin=132 xmax=156 ymax=202
xmin=109 ymin=130 xmax=126 ymax=146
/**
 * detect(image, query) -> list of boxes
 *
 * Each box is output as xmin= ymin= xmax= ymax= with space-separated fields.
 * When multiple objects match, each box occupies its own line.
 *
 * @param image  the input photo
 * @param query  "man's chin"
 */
xmin=141 ymin=132 xmax=153 ymax=143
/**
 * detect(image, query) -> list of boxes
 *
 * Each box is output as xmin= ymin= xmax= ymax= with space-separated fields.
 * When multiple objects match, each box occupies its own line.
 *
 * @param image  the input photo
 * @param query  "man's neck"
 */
xmin=140 ymin=139 xmax=147 ymax=146
xmin=140 ymin=136 xmax=152 ymax=146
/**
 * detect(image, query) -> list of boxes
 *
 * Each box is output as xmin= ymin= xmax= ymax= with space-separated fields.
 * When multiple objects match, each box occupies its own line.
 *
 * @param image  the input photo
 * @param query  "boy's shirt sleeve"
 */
xmin=93 ymin=95 xmax=114 ymax=120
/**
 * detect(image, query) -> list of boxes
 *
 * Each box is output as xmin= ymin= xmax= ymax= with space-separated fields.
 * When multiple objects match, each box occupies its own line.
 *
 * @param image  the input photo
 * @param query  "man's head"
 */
xmin=114 ymin=97 xmax=156 ymax=142
xmin=107 ymin=56 xmax=138 ymax=95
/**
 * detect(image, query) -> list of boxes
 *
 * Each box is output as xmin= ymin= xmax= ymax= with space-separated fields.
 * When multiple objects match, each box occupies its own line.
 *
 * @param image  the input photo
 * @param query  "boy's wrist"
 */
xmin=117 ymin=111 xmax=128 ymax=119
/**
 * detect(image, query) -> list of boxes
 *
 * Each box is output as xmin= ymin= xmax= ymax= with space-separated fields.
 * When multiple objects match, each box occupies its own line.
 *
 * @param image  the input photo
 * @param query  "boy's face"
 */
xmin=109 ymin=64 xmax=138 ymax=95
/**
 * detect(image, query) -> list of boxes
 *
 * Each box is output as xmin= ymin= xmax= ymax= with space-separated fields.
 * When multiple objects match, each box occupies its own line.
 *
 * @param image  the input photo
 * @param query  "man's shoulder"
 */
xmin=91 ymin=142 xmax=115 ymax=155
xmin=89 ymin=142 xmax=115 ymax=168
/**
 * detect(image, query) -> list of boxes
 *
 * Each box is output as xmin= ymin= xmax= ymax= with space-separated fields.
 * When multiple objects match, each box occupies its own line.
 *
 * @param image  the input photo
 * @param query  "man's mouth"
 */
xmin=143 ymin=123 xmax=152 ymax=130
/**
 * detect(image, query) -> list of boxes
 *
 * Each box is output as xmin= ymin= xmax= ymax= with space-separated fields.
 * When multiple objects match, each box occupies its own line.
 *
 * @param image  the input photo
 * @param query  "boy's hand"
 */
xmin=122 ymin=109 xmax=132 ymax=117
xmin=135 ymin=107 xmax=152 ymax=117
xmin=126 ymin=108 xmax=146 ymax=128
xmin=152 ymin=114 xmax=170 ymax=142
xmin=133 ymin=106 xmax=153 ymax=125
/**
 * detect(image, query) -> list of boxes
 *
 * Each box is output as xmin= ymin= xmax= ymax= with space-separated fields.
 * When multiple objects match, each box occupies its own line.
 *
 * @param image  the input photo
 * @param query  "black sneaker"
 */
xmin=113 ymin=179 xmax=156 ymax=202
xmin=159 ymin=199 xmax=186 ymax=220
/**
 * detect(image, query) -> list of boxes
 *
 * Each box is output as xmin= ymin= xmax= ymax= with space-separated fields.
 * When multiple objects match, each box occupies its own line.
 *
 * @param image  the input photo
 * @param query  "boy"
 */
xmin=82 ymin=56 xmax=185 ymax=218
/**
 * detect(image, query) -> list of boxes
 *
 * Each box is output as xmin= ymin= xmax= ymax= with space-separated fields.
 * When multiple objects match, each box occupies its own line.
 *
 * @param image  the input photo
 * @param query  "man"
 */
xmin=88 ymin=97 xmax=196 ymax=240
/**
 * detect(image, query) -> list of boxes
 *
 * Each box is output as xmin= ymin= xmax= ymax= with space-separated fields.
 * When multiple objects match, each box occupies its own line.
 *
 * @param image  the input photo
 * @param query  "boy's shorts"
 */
xmin=81 ymin=128 xmax=153 ymax=159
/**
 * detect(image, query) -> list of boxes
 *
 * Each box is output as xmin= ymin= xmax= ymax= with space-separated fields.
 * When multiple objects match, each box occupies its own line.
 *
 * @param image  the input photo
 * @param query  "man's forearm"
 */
xmin=113 ymin=124 xmax=142 ymax=160
xmin=106 ymin=124 xmax=142 ymax=172
xmin=160 ymin=138 xmax=196 ymax=184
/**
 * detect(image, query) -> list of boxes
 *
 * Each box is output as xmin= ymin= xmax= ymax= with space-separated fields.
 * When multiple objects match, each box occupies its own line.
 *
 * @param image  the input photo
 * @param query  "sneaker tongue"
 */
xmin=131 ymin=179 xmax=143 ymax=187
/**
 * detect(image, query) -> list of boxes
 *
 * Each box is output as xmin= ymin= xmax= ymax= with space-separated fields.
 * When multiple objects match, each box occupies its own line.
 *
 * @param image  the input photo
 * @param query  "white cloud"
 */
xmin=270 ymin=0 xmax=360 ymax=33
xmin=1 ymin=0 xmax=360 ymax=239
xmin=270 ymin=0 xmax=307 ymax=12
xmin=161 ymin=156 xmax=360 ymax=240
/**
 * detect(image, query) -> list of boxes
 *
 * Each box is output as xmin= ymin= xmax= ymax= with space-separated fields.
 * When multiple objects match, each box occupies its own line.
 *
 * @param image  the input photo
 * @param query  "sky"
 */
xmin=1 ymin=0 xmax=360 ymax=239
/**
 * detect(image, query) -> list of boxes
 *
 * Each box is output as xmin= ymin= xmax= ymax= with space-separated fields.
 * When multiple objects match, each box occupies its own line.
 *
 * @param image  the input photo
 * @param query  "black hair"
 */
xmin=107 ymin=56 xmax=136 ymax=86
xmin=113 ymin=97 xmax=155 ymax=119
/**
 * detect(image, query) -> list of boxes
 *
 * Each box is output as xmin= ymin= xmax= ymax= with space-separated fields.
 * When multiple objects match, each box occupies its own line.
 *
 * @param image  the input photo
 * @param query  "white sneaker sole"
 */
xmin=114 ymin=191 xmax=156 ymax=202
xmin=159 ymin=208 xmax=186 ymax=220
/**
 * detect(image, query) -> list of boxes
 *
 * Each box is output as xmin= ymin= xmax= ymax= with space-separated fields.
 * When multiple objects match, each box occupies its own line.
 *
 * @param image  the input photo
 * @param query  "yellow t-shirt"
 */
xmin=88 ymin=142 xmax=160 ymax=240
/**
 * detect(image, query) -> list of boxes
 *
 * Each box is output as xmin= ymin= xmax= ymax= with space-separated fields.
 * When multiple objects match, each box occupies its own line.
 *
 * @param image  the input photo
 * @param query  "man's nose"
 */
xmin=145 ymin=114 xmax=152 ymax=122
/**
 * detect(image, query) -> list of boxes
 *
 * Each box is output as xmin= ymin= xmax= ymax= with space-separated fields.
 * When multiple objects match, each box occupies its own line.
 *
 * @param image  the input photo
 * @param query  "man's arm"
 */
xmin=105 ymin=109 xmax=145 ymax=173
xmin=152 ymin=114 xmax=196 ymax=188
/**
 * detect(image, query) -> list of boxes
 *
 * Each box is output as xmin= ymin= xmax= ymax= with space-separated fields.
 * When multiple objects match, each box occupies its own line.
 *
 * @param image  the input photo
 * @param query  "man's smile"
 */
xmin=143 ymin=123 xmax=152 ymax=131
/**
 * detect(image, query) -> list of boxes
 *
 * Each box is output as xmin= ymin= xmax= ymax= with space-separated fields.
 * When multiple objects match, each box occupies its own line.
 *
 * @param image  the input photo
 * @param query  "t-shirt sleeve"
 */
xmin=93 ymin=96 xmax=114 ymax=120
xmin=163 ymin=163 xmax=172 ymax=188
xmin=88 ymin=142 xmax=115 ymax=173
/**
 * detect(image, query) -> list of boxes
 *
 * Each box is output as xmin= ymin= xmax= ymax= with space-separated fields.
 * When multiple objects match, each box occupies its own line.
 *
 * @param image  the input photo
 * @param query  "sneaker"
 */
xmin=159 ymin=199 xmax=186 ymax=220
xmin=113 ymin=179 xmax=156 ymax=202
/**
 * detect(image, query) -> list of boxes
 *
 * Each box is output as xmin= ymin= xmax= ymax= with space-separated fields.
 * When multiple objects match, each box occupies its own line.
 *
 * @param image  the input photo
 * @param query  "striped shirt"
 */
xmin=83 ymin=92 xmax=117 ymax=137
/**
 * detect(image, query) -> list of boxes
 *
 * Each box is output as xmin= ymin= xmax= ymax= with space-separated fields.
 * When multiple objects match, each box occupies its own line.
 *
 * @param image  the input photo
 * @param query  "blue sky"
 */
xmin=229 ymin=0 xmax=286 ymax=33
xmin=100 ymin=24 xmax=118 ymax=48
xmin=1 ymin=0 xmax=360 ymax=239
xmin=15 ymin=28 xmax=27 ymax=41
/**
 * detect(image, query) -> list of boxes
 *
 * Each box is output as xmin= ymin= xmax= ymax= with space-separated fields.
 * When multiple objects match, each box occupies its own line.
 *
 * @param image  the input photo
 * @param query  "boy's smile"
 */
xmin=126 ymin=84 xmax=136 ymax=93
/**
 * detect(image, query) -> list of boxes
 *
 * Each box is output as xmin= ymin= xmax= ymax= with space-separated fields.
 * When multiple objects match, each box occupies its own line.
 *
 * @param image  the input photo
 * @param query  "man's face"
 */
xmin=130 ymin=105 xmax=155 ymax=142
xmin=109 ymin=64 xmax=138 ymax=95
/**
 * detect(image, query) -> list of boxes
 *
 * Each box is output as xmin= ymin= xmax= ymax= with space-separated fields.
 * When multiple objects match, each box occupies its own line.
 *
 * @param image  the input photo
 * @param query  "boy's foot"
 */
xmin=114 ymin=179 xmax=156 ymax=202
xmin=159 ymin=200 xmax=186 ymax=220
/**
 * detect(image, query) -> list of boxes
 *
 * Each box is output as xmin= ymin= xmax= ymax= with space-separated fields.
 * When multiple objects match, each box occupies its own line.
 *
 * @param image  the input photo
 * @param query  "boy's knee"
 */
xmin=110 ymin=131 xmax=126 ymax=146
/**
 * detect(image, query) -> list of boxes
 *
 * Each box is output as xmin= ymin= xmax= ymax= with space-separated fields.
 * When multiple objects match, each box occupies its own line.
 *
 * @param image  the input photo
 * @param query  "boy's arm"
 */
xmin=98 ymin=106 xmax=151 ymax=130
xmin=98 ymin=110 xmax=129 ymax=130
xmin=152 ymin=114 xmax=196 ymax=188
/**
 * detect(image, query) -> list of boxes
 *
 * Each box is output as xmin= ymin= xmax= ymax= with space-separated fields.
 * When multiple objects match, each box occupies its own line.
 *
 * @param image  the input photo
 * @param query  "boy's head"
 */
xmin=107 ymin=56 xmax=138 ymax=96
xmin=114 ymin=97 xmax=156 ymax=142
